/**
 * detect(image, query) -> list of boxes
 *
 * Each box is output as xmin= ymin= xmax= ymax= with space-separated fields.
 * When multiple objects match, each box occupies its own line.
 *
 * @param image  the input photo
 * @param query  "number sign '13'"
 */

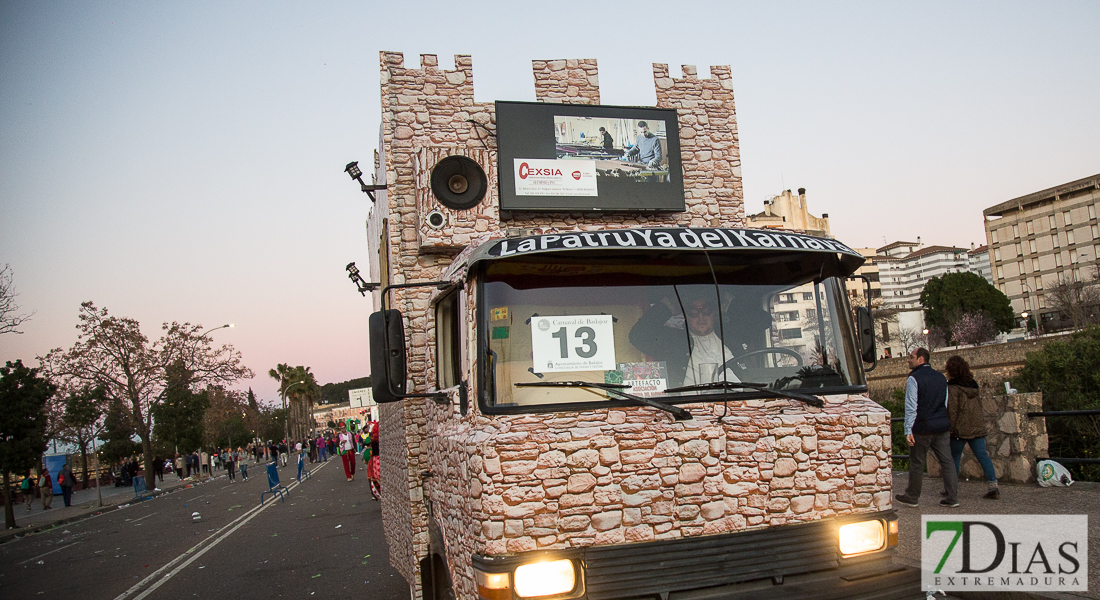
xmin=530 ymin=315 xmax=616 ymax=373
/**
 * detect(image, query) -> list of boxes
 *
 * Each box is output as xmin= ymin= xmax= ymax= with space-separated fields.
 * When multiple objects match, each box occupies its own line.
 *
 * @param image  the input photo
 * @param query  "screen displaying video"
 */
xmin=496 ymin=101 xmax=684 ymax=212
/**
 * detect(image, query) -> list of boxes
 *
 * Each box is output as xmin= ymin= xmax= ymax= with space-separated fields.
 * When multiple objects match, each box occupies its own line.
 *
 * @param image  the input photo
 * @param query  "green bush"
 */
xmin=1013 ymin=326 xmax=1100 ymax=482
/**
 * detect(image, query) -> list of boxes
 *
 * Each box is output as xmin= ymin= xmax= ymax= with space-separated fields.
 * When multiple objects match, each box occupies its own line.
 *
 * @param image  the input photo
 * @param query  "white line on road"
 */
xmin=129 ymin=512 xmax=158 ymax=524
xmin=17 ymin=541 xmax=81 ymax=565
xmin=111 ymin=462 xmax=327 ymax=600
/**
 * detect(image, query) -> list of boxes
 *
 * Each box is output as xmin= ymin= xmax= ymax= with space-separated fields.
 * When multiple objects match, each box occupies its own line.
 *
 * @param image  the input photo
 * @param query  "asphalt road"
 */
xmin=0 ymin=457 xmax=407 ymax=600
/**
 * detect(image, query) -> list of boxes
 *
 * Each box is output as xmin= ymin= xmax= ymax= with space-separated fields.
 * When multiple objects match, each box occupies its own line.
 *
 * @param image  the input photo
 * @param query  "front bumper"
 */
xmin=475 ymin=510 xmax=925 ymax=600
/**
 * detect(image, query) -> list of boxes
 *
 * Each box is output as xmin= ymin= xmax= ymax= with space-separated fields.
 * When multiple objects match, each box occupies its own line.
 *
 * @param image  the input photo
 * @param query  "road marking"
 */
xmin=111 ymin=462 xmax=327 ymax=600
xmin=129 ymin=512 xmax=158 ymax=524
xmin=17 ymin=541 xmax=81 ymax=565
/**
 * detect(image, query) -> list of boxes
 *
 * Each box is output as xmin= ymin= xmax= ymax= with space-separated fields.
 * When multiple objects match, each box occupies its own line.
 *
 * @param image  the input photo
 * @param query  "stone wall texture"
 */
xmin=865 ymin=334 xmax=1070 ymax=402
xmin=924 ymin=392 xmax=1047 ymax=484
xmin=531 ymin=59 xmax=600 ymax=105
xmin=372 ymin=52 xmax=850 ymax=600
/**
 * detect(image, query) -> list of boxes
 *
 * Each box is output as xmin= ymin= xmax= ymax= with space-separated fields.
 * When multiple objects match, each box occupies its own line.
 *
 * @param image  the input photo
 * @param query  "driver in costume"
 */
xmin=629 ymin=289 xmax=741 ymax=388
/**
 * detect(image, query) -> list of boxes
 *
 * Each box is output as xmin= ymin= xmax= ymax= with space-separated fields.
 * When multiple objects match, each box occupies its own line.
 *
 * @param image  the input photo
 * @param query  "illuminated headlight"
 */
xmin=474 ymin=556 xmax=584 ymax=600
xmin=838 ymin=520 xmax=887 ymax=556
xmin=514 ymin=559 xmax=576 ymax=598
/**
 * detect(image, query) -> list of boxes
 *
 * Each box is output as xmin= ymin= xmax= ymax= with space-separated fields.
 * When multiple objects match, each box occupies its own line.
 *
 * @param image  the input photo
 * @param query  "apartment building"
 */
xmin=877 ymin=244 xmax=973 ymax=308
xmin=984 ymin=173 xmax=1100 ymax=328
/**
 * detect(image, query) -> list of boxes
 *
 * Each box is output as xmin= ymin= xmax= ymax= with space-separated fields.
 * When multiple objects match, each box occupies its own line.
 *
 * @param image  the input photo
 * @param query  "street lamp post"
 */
xmin=91 ymin=434 xmax=103 ymax=507
xmin=199 ymin=323 xmax=235 ymax=338
xmin=1020 ymin=280 xmax=1040 ymax=334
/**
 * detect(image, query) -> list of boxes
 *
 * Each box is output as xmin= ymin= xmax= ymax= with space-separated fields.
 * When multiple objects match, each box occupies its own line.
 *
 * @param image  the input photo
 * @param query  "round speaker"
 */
xmin=426 ymin=209 xmax=446 ymax=230
xmin=430 ymin=156 xmax=487 ymax=210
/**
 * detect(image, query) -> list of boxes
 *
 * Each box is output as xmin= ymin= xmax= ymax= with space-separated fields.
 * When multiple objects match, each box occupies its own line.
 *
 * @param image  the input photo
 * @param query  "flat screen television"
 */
xmin=495 ymin=101 xmax=684 ymax=212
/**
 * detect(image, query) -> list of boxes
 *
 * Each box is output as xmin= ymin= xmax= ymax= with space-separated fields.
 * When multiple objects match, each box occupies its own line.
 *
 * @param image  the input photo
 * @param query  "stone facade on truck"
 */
xmin=366 ymin=53 xmax=893 ymax=599
xmin=369 ymin=52 xmax=750 ymax=592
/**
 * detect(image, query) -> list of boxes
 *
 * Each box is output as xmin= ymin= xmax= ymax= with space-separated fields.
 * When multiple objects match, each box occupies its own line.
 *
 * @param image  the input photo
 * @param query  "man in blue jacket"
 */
xmin=895 ymin=347 xmax=959 ymax=508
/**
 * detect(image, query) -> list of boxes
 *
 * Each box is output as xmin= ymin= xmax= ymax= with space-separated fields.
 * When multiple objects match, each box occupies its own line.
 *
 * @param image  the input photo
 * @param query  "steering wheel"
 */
xmin=722 ymin=347 xmax=804 ymax=375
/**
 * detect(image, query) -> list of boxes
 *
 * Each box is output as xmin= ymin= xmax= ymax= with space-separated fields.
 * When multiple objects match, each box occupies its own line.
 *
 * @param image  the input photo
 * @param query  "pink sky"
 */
xmin=2 ymin=2 xmax=1097 ymax=405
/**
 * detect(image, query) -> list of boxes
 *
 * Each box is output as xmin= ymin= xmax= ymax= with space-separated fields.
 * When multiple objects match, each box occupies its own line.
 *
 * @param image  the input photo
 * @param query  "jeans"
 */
xmin=905 ymin=431 xmax=959 ymax=503
xmin=950 ymin=436 xmax=998 ymax=483
xmin=62 ymin=486 xmax=73 ymax=507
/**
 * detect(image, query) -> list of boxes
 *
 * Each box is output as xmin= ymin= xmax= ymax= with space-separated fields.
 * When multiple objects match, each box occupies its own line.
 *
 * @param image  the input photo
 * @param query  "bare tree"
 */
xmin=924 ymin=326 xmax=948 ymax=352
xmin=0 ymin=264 xmax=35 ymax=335
xmin=895 ymin=327 xmax=924 ymax=355
xmin=39 ymin=302 xmax=253 ymax=481
xmin=1046 ymin=271 xmax=1100 ymax=330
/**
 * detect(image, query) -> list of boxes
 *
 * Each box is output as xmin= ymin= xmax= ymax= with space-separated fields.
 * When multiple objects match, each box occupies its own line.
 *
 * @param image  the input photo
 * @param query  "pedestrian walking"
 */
xmin=59 ymin=463 xmax=75 ymax=507
xmin=152 ymin=455 xmax=164 ymax=483
xmin=226 ymin=449 xmax=237 ymax=482
xmin=367 ymin=422 xmax=380 ymax=497
xmin=895 ymin=347 xmax=959 ymax=508
xmin=945 ymin=355 xmax=1000 ymax=499
xmin=175 ymin=455 xmax=185 ymax=480
xmin=20 ymin=471 xmax=35 ymax=512
xmin=39 ymin=469 xmax=54 ymax=510
xmin=338 ymin=422 xmax=356 ymax=481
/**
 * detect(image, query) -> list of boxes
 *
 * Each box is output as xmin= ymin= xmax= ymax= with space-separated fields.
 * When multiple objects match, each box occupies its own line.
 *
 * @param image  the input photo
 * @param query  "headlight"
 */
xmin=838 ymin=519 xmax=886 ymax=556
xmin=513 ymin=559 xmax=576 ymax=598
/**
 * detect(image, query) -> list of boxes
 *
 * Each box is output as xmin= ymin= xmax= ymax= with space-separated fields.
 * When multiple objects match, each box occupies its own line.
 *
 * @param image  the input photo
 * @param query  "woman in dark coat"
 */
xmin=945 ymin=355 xmax=999 ymax=499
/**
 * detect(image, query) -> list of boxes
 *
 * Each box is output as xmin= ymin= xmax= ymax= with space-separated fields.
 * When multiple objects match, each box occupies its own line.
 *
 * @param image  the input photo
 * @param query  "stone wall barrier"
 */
xmin=919 ymin=392 xmax=1047 ymax=484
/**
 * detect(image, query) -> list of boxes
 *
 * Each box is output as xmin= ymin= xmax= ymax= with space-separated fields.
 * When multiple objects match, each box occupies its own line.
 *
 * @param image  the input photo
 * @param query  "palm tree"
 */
xmin=268 ymin=364 xmax=320 ymax=440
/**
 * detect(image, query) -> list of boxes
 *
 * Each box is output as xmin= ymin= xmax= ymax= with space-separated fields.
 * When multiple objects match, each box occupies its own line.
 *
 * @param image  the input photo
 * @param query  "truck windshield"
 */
xmin=480 ymin=250 xmax=866 ymax=410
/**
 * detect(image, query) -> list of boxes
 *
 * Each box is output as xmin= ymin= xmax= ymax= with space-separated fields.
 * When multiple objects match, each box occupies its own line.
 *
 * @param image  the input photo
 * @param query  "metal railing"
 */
xmin=889 ymin=410 xmax=1100 ymax=465
xmin=1027 ymin=409 xmax=1100 ymax=465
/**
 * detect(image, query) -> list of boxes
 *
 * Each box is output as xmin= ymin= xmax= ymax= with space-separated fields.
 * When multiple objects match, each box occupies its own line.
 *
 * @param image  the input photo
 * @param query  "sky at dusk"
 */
xmin=2 ymin=1 xmax=1098 ymax=405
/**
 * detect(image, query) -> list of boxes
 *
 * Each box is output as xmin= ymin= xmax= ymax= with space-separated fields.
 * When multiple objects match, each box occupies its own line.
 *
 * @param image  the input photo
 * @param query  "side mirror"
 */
xmin=369 ymin=309 xmax=407 ymax=403
xmin=856 ymin=306 xmax=876 ymax=364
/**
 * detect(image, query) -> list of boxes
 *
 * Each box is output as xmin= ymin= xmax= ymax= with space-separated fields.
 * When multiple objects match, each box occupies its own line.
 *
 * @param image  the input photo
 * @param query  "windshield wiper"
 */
xmin=515 ymin=381 xmax=692 ymax=420
xmin=663 ymin=381 xmax=824 ymax=408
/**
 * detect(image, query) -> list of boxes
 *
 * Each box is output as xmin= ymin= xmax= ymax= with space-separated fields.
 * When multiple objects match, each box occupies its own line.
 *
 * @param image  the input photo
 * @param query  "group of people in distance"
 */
xmin=18 ymin=462 xmax=76 ymax=511
xmin=15 ymin=419 xmax=387 ymax=514
xmin=895 ymin=349 xmax=1000 ymax=509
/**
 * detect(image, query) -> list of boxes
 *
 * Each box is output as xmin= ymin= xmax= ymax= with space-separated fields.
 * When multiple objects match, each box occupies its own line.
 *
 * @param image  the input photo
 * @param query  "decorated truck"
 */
xmin=359 ymin=52 xmax=918 ymax=600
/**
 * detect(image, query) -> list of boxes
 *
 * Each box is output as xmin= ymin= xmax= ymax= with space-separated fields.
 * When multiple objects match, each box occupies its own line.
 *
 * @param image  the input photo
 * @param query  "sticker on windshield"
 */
xmin=617 ymin=361 xmax=669 ymax=397
xmin=531 ymin=315 xmax=616 ymax=373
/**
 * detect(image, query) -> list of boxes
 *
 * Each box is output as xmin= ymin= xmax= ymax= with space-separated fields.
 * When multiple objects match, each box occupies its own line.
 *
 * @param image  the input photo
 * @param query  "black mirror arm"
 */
xmin=377 ymin=279 xmax=464 ymax=402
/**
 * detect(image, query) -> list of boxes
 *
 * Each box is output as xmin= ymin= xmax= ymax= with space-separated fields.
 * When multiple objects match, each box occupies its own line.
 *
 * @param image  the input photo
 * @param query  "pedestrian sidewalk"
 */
xmin=892 ymin=472 xmax=1100 ymax=600
xmin=0 ymin=462 xmax=269 ymax=544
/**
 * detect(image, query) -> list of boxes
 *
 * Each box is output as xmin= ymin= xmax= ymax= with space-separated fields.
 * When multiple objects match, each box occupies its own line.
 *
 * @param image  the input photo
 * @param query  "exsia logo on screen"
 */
xmin=513 ymin=159 xmax=597 ymax=197
xmin=517 ymin=162 xmax=563 ymax=179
